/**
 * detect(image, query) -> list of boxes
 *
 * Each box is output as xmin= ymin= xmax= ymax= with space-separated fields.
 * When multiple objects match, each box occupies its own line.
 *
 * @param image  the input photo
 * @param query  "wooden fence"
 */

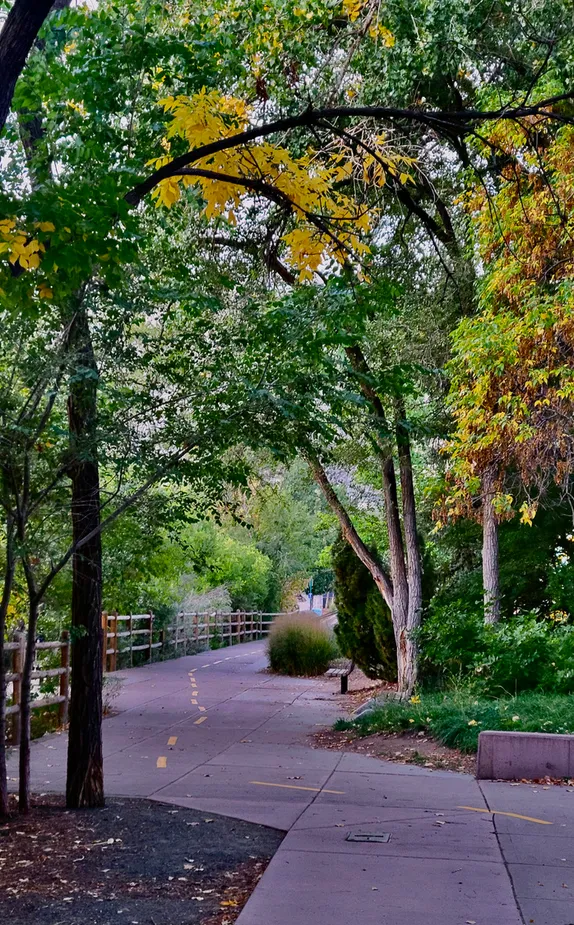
xmin=5 ymin=610 xmax=283 ymax=739
xmin=102 ymin=609 xmax=277 ymax=671
xmin=5 ymin=631 xmax=70 ymax=744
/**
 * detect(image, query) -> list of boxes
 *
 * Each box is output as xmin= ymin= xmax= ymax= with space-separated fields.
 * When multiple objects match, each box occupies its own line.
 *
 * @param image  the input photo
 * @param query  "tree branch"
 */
xmin=125 ymin=93 xmax=574 ymax=206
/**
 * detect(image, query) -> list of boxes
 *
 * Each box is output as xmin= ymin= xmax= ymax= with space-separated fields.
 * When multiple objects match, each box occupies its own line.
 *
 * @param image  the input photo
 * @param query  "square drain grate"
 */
xmin=345 ymin=832 xmax=391 ymax=843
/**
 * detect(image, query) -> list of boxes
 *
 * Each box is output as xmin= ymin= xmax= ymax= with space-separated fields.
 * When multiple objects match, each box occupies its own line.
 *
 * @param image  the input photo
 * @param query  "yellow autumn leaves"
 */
xmin=149 ymin=89 xmax=411 ymax=281
xmin=0 ymin=219 xmax=55 ymax=298
xmin=342 ymin=0 xmax=395 ymax=44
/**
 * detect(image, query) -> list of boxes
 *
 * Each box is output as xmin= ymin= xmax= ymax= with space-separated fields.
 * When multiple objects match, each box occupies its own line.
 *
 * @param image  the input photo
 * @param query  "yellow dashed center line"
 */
xmin=157 ymin=756 xmax=167 ymax=768
xmin=458 ymin=806 xmax=552 ymax=825
xmin=167 ymin=736 xmax=178 ymax=746
xmin=250 ymin=780 xmax=345 ymax=795
xmin=198 ymin=706 xmax=206 ymax=712
xmin=191 ymin=698 xmax=198 ymax=704
xmin=194 ymin=716 xmax=207 ymax=725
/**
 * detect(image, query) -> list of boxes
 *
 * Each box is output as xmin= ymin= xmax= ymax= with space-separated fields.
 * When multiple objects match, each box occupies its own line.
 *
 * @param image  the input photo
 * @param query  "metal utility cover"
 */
xmin=345 ymin=832 xmax=391 ymax=843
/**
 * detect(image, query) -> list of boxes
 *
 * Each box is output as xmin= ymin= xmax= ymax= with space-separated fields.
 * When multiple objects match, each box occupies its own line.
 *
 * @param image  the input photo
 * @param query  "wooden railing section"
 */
xmin=5 ymin=631 xmax=70 ymax=744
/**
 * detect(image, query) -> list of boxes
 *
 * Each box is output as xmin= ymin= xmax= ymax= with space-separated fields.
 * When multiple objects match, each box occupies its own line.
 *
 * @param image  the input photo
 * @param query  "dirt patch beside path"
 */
xmin=0 ymin=796 xmax=283 ymax=925
xmin=312 ymin=727 xmax=476 ymax=774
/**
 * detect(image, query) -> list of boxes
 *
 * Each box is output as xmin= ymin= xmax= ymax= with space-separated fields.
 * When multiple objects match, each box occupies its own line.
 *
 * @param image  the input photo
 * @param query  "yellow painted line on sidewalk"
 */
xmin=157 ymin=756 xmax=167 ymax=768
xmin=194 ymin=716 xmax=207 ymax=725
xmin=198 ymin=706 xmax=206 ymax=712
xmin=458 ymin=806 xmax=552 ymax=825
xmin=167 ymin=736 xmax=178 ymax=746
xmin=250 ymin=781 xmax=345 ymax=795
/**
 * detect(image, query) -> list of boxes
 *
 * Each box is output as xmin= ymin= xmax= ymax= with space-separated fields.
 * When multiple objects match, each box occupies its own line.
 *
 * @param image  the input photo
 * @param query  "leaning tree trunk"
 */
xmin=65 ymin=306 xmax=104 ymax=809
xmin=482 ymin=468 xmax=501 ymax=624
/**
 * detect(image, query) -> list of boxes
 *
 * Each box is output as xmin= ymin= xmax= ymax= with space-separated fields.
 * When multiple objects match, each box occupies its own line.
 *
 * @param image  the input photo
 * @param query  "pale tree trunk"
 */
xmin=381 ymin=455 xmax=412 ymax=692
xmin=482 ymin=468 xmax=501 ymax=624
xmin=395 ymin=402 xmax=423 ymax=691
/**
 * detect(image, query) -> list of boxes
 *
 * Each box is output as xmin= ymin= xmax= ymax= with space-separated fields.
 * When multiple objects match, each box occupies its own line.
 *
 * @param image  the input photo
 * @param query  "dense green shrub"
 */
xmin=335 ymin=690 xmax=574 ymax=753
xmin=419 ymin=605 xmax=574 ymax=694
xmin=268 ymin=614 xmax=337 ymax=676
xmin=332 ymin=532 xmax=396 ymax=680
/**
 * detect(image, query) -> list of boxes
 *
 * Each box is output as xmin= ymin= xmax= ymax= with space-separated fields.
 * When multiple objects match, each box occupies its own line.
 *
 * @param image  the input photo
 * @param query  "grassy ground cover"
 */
xmin=334 ymin=691 xmax=574 ymax=753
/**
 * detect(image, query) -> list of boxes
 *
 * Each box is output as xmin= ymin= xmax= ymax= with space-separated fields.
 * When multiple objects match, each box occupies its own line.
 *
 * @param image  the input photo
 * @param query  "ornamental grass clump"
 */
xmin=268 ymin=613 xmax=337 ymax=677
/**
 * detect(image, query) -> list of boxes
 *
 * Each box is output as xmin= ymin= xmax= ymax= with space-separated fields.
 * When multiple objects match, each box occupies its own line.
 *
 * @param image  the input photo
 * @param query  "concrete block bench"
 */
xmin=476 ymin=730 xmax=574 ymax=780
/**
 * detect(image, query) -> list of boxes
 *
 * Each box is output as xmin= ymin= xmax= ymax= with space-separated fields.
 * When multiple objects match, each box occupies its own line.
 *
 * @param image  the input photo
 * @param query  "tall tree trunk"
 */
xmin=0 ymin=516 xmax=15 ymax=819
xmin=482 ymin=468 xmax=500 ymax=624
xmin=380 ymin=454 xmax=412 ymax=692
xmin=18 ymin=593 xmax=39 ymax=814
xmin=395 ymin=402 xmax=423 ymax=691
xmin=65 ymin=305 xmax=104 ymax=809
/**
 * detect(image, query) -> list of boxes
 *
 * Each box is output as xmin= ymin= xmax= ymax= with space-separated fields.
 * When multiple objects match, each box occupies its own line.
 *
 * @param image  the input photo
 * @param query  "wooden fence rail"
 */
xmin=5 ymin=631 xmax=70 ymax=744
xmin=102 ymin=609 xmax=280 ymax=671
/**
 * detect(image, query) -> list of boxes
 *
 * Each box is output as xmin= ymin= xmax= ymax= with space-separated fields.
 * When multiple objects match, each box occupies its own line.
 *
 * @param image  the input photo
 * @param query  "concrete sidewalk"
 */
xmin=8 ymin=640 xmax=574 ymax=925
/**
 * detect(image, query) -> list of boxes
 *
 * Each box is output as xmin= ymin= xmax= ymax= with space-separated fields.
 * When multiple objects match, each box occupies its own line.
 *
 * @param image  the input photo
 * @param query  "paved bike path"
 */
xmin=9 ymin=641 xmax=574 ymax=925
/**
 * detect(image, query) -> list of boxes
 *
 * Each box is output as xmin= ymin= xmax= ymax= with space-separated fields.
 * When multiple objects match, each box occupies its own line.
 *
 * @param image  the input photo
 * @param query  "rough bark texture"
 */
xmin=65 ymin=307 xmax=104 ymax=809
xmin=0 ymin=0 xmax=56 ymax=134
xmin=482 ymin=469 xmax=501 ymax=624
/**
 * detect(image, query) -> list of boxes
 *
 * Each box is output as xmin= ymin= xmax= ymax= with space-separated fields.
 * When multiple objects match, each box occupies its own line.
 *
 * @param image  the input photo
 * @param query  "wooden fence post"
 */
xmin=11 ymin=631 xmax=25 ymax=745
xmin=58 ymin=630 xmax=70 ymax=727
xmin=129 ymin=613 xmax=134 ymax=667
xmin=111 ymin=610 xmax=119 ymax=672
xmin=148 ymin=612 xmax=154 ymax=662
xmin=101 ymin=611 xmax=108 ymax=673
